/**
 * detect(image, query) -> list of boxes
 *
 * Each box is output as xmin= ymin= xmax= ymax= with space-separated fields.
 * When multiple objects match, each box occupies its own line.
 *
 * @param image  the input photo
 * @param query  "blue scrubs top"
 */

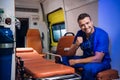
xmin=73 ymin=27 xmax=111 ymax=64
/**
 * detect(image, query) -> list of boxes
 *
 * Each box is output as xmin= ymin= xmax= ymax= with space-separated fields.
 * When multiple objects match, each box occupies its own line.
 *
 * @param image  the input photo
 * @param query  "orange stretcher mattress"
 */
xmin=16 ymin=48 xmax=75 ymax=78
xmin=25 ymin=63 xmax=75 ymax=78
xmin=16 ymin=47 xmax=34 ymax=53
xmin=16 ymin=48 xmax=44 ymax=60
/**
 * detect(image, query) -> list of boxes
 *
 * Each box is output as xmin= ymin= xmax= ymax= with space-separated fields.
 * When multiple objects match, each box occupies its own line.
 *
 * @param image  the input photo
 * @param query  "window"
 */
xmin=52 ymin=22 xmax=66 ymax=42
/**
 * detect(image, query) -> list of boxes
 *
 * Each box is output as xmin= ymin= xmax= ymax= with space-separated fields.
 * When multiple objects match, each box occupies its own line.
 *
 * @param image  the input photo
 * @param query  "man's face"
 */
xmin=78 ymin=17 xmax=94 ymax=35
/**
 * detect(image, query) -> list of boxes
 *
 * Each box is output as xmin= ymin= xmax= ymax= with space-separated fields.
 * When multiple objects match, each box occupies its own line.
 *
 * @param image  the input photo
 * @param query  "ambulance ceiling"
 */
xmin=15 ymin=0 xmax=45 ymax=10
xmin=15 ymin=0 xmax=45 ymax=12
xmin=15 ymin=0 xmax=45 ymax=7
xmin=15 ymin=0 xmax=44 ymax=3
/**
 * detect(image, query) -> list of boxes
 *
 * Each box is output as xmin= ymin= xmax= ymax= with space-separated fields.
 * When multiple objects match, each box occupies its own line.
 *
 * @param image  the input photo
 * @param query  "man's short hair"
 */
xmin=77 ymin=13 xmax=91 ymax=22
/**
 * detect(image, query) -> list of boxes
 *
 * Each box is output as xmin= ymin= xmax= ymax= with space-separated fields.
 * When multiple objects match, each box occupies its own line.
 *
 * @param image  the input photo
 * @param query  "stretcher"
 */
xmin=16 ymin=48 xmax=81 ymax=80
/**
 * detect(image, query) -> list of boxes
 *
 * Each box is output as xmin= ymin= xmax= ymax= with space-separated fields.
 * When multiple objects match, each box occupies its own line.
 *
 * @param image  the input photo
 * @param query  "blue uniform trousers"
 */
xmin=61 ymin=56 xmax=111 ymax=80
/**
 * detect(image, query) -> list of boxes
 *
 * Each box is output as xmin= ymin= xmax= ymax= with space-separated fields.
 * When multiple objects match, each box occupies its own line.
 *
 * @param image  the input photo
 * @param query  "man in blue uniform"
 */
xmin=61 ymin=13 xmax=111 ymax=80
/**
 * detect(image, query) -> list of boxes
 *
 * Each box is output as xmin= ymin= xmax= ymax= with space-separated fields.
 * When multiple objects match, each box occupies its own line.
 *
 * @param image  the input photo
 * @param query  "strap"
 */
xmin=0 ymin=43 xmax=14 ymax=48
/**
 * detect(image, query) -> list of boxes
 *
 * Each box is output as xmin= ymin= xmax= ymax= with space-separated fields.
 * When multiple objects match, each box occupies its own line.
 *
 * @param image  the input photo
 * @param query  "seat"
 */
xmin=54 ymin=32 xmax=75 ymax=63
xmin=56 ymin=32 xmax=75 ymax=56
xmin=97 ymin=69 xmax=119 ymax=80
xmin=55 ymin=32 xmax=119 ymax=80
xmin=26 ymin=29 xmax=43 ymax=54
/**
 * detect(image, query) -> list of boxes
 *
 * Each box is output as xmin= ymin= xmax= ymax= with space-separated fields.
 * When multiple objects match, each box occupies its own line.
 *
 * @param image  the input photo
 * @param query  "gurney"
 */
xmin=15 ymin=29 xmax=81 ymax=79
xmin=16 ymin=48 xmax=81 ymax=80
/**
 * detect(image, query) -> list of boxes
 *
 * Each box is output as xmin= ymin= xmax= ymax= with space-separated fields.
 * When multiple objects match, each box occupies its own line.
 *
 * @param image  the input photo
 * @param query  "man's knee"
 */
xmin=83 ymin=63 xmax=98 ymax=75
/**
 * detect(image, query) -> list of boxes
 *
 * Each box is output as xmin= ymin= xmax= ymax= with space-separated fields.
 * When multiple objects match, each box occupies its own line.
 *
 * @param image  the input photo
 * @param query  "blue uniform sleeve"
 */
xmin=73 ymin=33 xmax=78 ymax=44
xmin=94 ymin=31 xmax=109 ymax=53
xmin=73 ymin=30 xmax=83 ymax=44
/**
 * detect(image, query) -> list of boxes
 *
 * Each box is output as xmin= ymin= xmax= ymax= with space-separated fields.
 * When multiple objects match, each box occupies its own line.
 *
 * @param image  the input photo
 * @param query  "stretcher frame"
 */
xmin=16 ymin=48 xmax=81 ymax=80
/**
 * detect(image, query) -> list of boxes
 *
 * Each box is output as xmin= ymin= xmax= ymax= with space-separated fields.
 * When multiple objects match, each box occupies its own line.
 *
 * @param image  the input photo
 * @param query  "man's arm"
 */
xmin=66 ymin=44 xmax=79 ymax=56
xmin=67 ymin=37 xmax=83 ymax=56
xmin=69 ymin=52 xmax=104 ymax=65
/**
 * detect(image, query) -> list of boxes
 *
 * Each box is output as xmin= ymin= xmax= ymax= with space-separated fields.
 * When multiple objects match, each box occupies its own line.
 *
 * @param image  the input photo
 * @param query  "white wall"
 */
xmin=15 ymin=0 xmax=42 ymax=31
xmin=64 ymin=0 xmax=98 ymax=34
xmin=43 ymin=0 xmax=64 ymax=14
xmin=16 ymin=12 xmax=40 ymax=28
xmin=0 ymin=0 xmax=15 ymax=80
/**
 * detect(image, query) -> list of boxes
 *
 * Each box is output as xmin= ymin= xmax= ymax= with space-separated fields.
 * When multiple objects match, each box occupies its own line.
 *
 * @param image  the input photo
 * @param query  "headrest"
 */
xmin=16 ymin=48 xmax=33 ymax=53
xmin=26 ymin=29 xmax=40 ymax=36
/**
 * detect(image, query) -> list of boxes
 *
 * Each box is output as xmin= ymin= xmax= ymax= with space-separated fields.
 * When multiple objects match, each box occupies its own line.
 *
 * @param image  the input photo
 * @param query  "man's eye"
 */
xmin=80 ymin=24 xmax=84 ymax=27
xmin=81 ymin=25 xmax=83 ymax=27
xmin=86 ymin=22 xmax=89 ymax=24
xmin=81 ymin=26 xmax=85 ymax=28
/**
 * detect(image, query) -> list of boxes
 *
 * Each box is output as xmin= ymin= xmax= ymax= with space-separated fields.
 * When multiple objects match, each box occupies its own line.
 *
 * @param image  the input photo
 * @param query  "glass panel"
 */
xmin=52 ymin=23 xmax=66 ymax=42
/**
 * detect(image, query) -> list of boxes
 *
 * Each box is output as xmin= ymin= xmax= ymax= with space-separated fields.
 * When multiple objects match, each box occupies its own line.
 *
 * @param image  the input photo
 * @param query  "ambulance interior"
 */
xmin=0 ymin=0 xmax=120 ymax=80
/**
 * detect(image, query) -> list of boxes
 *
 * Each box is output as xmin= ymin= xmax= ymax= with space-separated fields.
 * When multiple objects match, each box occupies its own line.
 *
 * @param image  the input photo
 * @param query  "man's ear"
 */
xmin=91 ymin=21 xmax=94 ymax=26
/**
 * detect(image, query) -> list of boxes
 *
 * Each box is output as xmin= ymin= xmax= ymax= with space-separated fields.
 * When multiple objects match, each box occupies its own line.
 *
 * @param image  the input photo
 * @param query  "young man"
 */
xmin=61 ymin=13 xmax=111 ymax=80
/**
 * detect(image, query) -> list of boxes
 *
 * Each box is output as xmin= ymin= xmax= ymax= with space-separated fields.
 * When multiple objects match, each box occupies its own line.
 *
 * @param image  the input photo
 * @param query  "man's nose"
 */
xmin=84 ymin=24 xmax=89 ymax=28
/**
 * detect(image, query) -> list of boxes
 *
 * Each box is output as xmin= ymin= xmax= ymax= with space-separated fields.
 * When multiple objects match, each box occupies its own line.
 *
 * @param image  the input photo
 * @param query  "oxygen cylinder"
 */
xmin=0 ymin=26 xmax=14 ymax=80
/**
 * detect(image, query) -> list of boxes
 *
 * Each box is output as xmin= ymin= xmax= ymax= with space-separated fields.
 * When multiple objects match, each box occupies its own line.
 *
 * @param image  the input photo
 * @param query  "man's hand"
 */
xmin=66 ymin=37 xmax=83 ymax=56
xmin=76 ymin=37 xmax=83 ymax=46
xmin=69 ymin=59 xmax=77 ymax=65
